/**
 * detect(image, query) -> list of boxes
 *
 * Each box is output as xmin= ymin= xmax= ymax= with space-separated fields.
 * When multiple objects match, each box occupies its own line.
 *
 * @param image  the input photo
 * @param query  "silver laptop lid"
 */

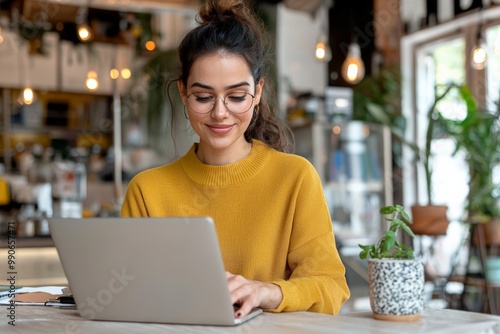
xmin=49 ymin=217 xmax=260 ymax=326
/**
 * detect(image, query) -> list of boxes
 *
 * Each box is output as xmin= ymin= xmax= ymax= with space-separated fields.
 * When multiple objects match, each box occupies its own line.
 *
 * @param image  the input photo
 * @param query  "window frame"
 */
xmin=401 ymin=6 xmax=500 ymax=210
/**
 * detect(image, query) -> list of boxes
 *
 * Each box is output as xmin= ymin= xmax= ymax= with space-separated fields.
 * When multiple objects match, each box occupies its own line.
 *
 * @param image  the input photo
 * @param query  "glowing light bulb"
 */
xmin=470 ymin=39 xmax=487 ymax=70
xmin=110 ymin=68 xmax=120 ymax=80
xmin=315 ymin=40 xmax=331 ymax=62
xmin=316 ymin=41 xmax=326 ymax=60
xmin=22 ymin=87 xmax=35 ymax=105
xmin=121 ymin=68 xmax=131 ymax=79
xmin=78 ymin=24 xmax=93 ymax=42
xmin=341 ymin=42 xmax=365 ymax=84
xmin=0 ymin=27 xmax=4 ymax=44
xmin=86 ymin=71 xmax=99 ymax=90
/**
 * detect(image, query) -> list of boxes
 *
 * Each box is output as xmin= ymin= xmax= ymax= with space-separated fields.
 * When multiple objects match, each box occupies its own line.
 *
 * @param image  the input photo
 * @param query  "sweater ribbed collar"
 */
xmin=180 ymin=140 xmax=270 ymax=187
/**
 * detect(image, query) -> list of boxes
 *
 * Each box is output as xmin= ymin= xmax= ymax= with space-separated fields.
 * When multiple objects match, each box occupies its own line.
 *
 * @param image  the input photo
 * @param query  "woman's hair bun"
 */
xmin=198 ymin=0 xmax=247 ymax=24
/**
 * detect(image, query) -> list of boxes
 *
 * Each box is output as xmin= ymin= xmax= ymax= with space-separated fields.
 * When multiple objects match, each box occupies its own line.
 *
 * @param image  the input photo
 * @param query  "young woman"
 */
xmin=121 ymin=0 xmax=350 ymax=318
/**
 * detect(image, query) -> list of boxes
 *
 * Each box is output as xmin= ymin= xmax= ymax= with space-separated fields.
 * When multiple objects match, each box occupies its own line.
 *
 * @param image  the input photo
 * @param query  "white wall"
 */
xmin=276 ymin=4 xmax=328 ymax=110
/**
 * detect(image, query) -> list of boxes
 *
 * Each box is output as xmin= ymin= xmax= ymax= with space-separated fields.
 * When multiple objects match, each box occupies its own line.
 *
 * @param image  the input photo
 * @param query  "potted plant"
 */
xmin=352 ymin=68 xmax=449 ymax=235
xmin=359 ymin=204 xmax=425 ymax=321
xmin=409 ymin=85 xmax=455 ymax=236
xmin=437 ymin=86 xmax=500 ymax=244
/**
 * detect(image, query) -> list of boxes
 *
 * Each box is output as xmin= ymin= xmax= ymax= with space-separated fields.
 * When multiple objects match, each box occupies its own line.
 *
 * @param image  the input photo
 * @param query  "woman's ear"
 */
xmin=177 ymin=80 xmax=188 ymax=106
xmin=254 ymin=78 xmax=265 ymax=105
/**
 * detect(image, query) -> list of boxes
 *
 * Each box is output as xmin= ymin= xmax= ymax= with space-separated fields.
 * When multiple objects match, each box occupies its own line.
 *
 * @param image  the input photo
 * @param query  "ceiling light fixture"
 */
xmin=18 ymin=54 xmax=37 ymax=105
xmin=86 ymin=70 xmax=99 ymax=91
xmin=121 ymin=68 xmax=131 ymax=79
xmin=20 ymin=87 xmax=35 ymax=105
xmin=471 ymin=10 xmax=487 ymax=70
xmin=110 ymin=68 xmax=120 ymax=80
xmin=341 ymin=42 xmax=365 ymax=84
xmin=471 ymin=30 xmax=487 ymax=70
xmin=76 ymin=6 xmax=93 ymax=43
xmin=315 ymin=38 xmax=331 ymax=62
xmin=314 ymin=2 xmax=332 ymax=62
xmin=77 ymin=23 xmax=93 ymax=42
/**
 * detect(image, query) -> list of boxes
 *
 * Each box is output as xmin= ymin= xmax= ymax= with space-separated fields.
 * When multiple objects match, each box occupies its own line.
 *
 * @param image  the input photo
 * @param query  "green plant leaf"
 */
xmin=401 ymin=223 xmax=416 ymax=238
xmin=392 ymin=218 xmax=404 ymax=226
xmin=380 ymin=206 xmax=396 ymax=215
xmin=383 ymin=231 xmax=396 ymax=252
xmin=359 ymin=249 xmax=368 ymax=259
xmin=366 ymin=103 xmax=391 ymax=125
xmin=359 ymin=205 xmax=415 ymax=260
xmin=400 ymin=210 xmax=411 ymax=223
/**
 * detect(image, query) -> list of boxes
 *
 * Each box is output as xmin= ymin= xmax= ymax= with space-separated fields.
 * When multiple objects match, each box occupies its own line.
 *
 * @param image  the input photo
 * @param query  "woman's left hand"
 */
xmin=225 ymin=271 xmax=283 ymax=318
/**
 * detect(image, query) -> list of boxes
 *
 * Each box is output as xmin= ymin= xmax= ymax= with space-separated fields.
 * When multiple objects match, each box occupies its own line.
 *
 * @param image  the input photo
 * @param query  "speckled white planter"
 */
xmin=368 ymin=259 xmax=425 ymax=321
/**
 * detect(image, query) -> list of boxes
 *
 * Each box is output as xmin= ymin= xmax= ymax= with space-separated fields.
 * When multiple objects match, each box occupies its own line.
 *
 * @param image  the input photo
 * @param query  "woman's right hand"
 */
xmin=225 ymin=271 xmax=283 ymax=318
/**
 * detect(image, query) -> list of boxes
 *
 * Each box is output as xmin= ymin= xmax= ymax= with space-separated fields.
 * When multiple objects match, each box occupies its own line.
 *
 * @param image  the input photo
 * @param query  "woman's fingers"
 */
xmin=226 ymin=272 xmax=260 ymax=317
xmin=225 ymin=271 xmax=282 ymax=318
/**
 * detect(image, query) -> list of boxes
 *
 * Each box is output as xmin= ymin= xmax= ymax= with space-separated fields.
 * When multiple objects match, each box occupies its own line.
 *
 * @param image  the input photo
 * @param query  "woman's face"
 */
xmin=178 ymin=52 xmax=263 ymax=161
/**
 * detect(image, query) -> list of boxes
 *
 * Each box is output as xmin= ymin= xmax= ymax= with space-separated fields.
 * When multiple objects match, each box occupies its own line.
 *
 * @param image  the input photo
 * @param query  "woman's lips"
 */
xmin=207 ymin=124 xmax=234 ymax=135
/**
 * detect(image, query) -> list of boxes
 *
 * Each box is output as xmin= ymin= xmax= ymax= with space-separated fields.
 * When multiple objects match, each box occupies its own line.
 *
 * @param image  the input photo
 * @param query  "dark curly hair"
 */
xmin=173 ymin=0 xmax=291 ymax=152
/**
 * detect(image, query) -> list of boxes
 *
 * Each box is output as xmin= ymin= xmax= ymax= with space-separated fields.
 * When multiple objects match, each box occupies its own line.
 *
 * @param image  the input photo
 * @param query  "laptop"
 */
xmin=48 ymin=217 xmax=263 ymax=326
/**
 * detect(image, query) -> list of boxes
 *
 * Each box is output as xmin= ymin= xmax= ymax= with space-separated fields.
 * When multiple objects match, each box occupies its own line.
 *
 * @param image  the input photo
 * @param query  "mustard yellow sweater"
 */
xmin=121 ymin=140 xmax=350 ymax=315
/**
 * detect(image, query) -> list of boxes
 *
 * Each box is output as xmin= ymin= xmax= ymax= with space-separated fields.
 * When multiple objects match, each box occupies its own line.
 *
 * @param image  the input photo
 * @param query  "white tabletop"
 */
xmin=3 ymin=306 xmax=500 ymax=334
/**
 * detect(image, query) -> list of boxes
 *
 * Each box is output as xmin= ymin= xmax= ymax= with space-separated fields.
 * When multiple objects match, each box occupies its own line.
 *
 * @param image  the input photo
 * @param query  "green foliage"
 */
xmin=359 ymin=205 xmax=415 ymax=260
xmin=419 ymin=84 xmax=456 ymax=204
xmin=352 ymin=67 xmax=413 ymax=167
xmin=353 ymin=67 xmax=402 ymax=128
xmin=437 ymin=86 xmax=500 ymax=219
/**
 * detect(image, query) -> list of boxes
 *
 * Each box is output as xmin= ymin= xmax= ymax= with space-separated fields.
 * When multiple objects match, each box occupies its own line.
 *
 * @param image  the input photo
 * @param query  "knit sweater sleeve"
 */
xmin=268 ymin=162 xmax=350 ymax=315
xmin=121 ymin=174 xmax=149 ymax=217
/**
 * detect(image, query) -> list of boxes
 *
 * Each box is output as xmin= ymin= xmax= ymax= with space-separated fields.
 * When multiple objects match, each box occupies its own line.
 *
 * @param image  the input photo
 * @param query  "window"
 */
xmin=486 ymin=24 xmax=500 ymax=111
xmin=402 ymin=8 xmax=500 ymax=218
xmin=419 ymin=37 xmax=468 ymax=221
xmin=401 ymin=7 xmax=500 ymax=280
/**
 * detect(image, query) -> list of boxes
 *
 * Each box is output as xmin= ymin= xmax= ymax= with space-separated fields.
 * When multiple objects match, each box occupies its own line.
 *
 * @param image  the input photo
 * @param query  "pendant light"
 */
xmin=314 ymin=2 xmax=332 ymax=62
xmin=20 ymin=87 xmax=35 ymax=105
xmin=86 ymin=70 xmax=99 ymax=91
xmin=341 ymin=41 xmax=365 ymax=84
xmin=471 ymin=10 xmax=487 ymax=71
xmin=76 ymin=5 xmax=93 ymax=43
xmin=471 ymin=30 xmax=487 ymax=70
xmin=341 ymin=5 xmax=365 ymax=85
xmin=77 ymin=23 xmax=93 ymax=42
xmin=18 ymin=55 xmax=37 ymax=105
xmin=315 ymin=38 xmax=332 ymax=62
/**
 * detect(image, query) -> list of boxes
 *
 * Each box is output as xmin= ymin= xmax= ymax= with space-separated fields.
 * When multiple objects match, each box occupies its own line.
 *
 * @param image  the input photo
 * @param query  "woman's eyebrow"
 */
xmin=190 ymin=82 xmax=212 ymax=90
xmin=225 ymin=82 xmax=250 ymax=90
xmin=189 ymin=81 xmax=250 ymax=90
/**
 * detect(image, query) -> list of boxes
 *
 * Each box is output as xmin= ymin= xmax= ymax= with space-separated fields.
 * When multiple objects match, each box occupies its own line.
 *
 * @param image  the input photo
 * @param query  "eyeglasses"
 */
xmin=186 ymin=92 xmax=255 ymax=114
